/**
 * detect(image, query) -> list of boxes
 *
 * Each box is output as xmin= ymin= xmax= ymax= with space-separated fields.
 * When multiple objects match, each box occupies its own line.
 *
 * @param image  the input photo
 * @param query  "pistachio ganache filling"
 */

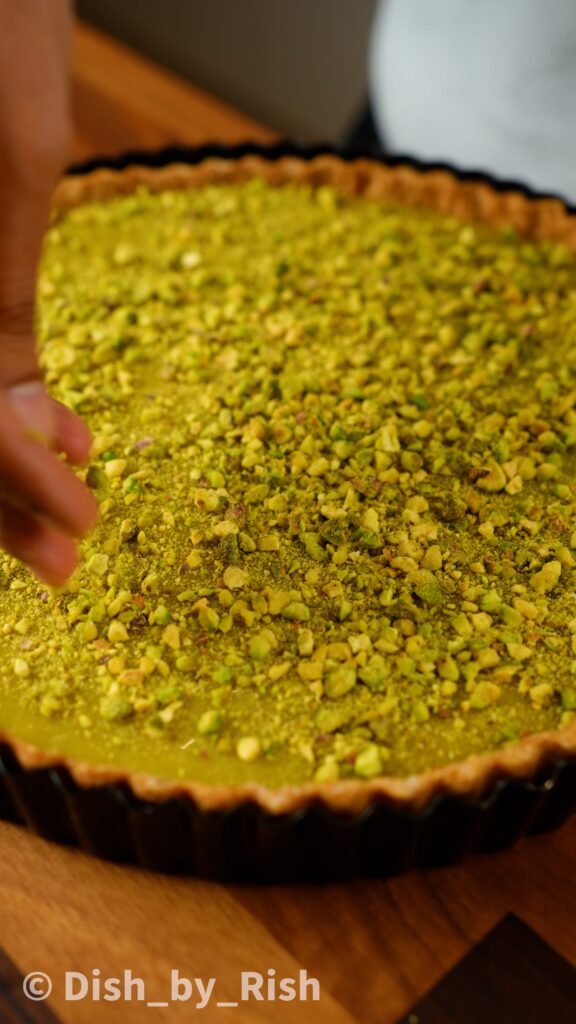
xmin=1 ymin=176 xmax=576 ymax=786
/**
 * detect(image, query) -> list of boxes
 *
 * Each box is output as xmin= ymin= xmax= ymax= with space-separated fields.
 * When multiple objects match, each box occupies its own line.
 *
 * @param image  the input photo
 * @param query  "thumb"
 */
xmin=5 ymin=378 xmax=56 ymax=446
xmin=0 ymin=323 xmax=56 ymax=447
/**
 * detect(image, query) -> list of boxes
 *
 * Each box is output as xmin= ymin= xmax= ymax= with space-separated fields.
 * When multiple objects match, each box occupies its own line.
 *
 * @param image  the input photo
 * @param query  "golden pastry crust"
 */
xmin=53 ymin=153 xmax=576 ymax=246
xmin=1 ymin=716 xmax=575 ymax=814
xmin=4 ymin=152 xmax=571 ymax=816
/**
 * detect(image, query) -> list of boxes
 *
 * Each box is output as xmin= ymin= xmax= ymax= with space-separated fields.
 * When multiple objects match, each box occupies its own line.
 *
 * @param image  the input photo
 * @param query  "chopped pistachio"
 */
xmin=476 ymin=461 xmax=507 ymax=492
xmin=244 ymin=484 xmax=268 ymax=504
xmin=476 ymin=647 xmax=500 ymax=670
xmin=325 ymin=642 xmax=351 ymax=661
xmin=162 ymin=624 xmax=181 ymax=650
xmin=531 ymin=560 xmax=562 ymax=594
xmin=441 ymin=680 xmax=458 ymax=697
xmin=222 ymin=566 xmax=248 ymax=590
xmin=411 ymin=700 xmax=430 ymax=723
xmin=412 ymin=570 xmax=443 ymax=606
xmin=257 ymin=534 xmax=280 ymax=552
xmin=512 ymin=598 xmax=539 ymax=620
xmin=249 ymin=633 xmax=272 ymax=660
xmin=556 ymin=545 xmax=575 ymax=568
xmin=300 ymin=532 xmax=327 ymax=562
xmin=268 ymin=662 xmax=291 ymax=681
xmin=281 ymin=601 xmax=310 ymax=621
xmin=104 ymin=458 xmax=128 ymax=480
xmin=156 ymin=685 xmax=182 ymax=706
xmin=87 ymin=553 xmax=109 ymax=576
xmin=236 ymin=736 xmax=261 ymax=762
xmin=501 ymin=605 xmax=523 ymax=628
xmin=198 ymin=606 xmax=220 ymax=630
xmin=315 ymin=707 xmax=351 ymax=733
xmin=325 ymin=665 xmax=357 ymax=698
xmin=438 ymin=655 xmax=460 ymax=682
xmin=78 ymin=620 xmax=98 ymax=642
xmin=354 ymin=744 xmax=383 ymax=779
xmin=358 ymin=655 xmax=389 ymax=691
xmin=100 ymin=695 xmax=133 ymax=721
xmin=391 ymin=556 xmax=419 ymax=573
xmin=529 ymin=683 xmax=553 ymax=707
xmin=154 ymin=606 xmax=171 ymax=626
xmin=297 ymin=661 xmax=323 ymax=681
xmin=107 ymin=621 xmax=128 ymax=643
xmin=561 ymin=688 xmax=576 ymax=710
xmin=453 ymin=613 xmax=473 ymax=638
xmin=308 ymin=457 xmax=330 ymax=477
xmin=338 ymin=600 xmax=353 ymax=621
xmin=314 ymin=759 xmax=340 ymax=782
xmin=297 ymin=629 xmax=314 ymax=656
xmin=198 ymin=710 xmax=222 ymax=735
xmin=471 ymin=612 xmax=492 ymax=633
xmin=469 ymin=682 xmax=502 ymax=709
xmin=480 ymin=590 xmax=502 ymax=613
xmin=506 ymin=642 xmax=533 ymax=662
xmin=421 ymin=545 xmax=442 ymax=571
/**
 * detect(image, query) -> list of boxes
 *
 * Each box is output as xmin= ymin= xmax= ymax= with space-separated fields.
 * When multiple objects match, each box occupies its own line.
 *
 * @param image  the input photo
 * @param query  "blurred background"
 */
xmin=71 ymin=0 xmax=378 ymax=164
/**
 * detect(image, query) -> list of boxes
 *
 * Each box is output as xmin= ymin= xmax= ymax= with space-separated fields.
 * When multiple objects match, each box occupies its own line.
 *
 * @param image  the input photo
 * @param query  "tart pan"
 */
xmin=0 ymin=742 xmax=574 ymax=880
xmin=1 ymin=142 xmax=575 ymax=880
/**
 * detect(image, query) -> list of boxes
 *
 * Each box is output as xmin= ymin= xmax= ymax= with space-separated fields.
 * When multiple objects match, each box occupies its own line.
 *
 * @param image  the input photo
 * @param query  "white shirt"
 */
xmin=369 ymin=0 xmax=576 ymax=203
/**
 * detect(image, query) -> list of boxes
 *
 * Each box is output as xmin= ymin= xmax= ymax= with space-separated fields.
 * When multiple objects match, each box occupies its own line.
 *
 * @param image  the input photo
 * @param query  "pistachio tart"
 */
xmin=1 ymin=149 xmax=576 ymax=825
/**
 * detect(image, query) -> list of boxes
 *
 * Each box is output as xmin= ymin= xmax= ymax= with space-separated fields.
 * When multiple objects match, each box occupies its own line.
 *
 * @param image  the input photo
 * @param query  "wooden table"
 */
xmin=70 ymin=21 xmax=276 ymax=163
xmin=1 ymin=20 xmax=573 ymax=1024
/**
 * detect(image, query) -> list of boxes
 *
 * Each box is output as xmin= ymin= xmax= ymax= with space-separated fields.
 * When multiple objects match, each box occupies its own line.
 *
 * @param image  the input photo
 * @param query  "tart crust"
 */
xmin=5 ymin=152 xmax=574 ymax=816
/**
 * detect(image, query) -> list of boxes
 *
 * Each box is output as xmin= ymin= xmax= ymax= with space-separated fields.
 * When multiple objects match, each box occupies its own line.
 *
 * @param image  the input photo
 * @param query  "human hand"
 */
xmin=0 ymin=0 xmax=98 ymax=586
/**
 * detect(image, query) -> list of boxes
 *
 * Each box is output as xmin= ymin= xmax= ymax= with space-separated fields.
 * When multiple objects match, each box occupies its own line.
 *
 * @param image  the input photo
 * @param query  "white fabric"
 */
xmin=369 ymin=0 xmax=576 ymax=203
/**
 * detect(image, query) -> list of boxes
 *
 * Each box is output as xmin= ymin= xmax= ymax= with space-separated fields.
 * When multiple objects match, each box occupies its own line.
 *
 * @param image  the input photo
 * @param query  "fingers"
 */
xmin=0 ymin=391 xmax=97 ymax=586
xmin=0 ymin=326 xmax=48 ymax=388
xmin=5 ymin=379 xmax=93 ymax=463
xmin=0 ymin=501 xmax=77 ymax=587
xmin=0 ymin=0 xmax=82 ymax=587
xmin=0 ymin=394 xmax=98 ymax=539
xmin=5 ymin=378 xmax=56 ymax=444
xmin=51 ymin=397 xmax=93 ymax=464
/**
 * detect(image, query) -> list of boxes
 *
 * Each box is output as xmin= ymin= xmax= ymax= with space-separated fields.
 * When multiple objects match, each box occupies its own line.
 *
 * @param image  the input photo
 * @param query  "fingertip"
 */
xmin=5 ymin=380 xmax=56 ymax=445
xmin=52 ymin=399 xmax=93 ymax=464
xmin=77 ymin=485 xmax=100 ymax=537
xmin=77 ymin=503 xmax=100 ymax=540
xmin=29 ymin=540 xmax=78 ymax=587
xmin=0 ymin=504 xmax=79 ymax=587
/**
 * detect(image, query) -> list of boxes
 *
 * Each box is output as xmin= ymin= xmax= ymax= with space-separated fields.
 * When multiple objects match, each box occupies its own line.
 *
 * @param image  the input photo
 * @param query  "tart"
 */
xmin=1 ymin=151 xmax=576 ymax=823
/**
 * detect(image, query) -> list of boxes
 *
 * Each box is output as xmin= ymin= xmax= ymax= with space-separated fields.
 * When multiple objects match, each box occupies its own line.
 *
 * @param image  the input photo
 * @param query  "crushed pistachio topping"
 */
xmin=0 ymin=177 xmax=575 ymax=786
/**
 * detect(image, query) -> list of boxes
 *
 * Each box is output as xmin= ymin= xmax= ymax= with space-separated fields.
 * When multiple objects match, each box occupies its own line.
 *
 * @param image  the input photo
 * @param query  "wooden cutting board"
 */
xmin=0 ymin=817 xmax=574 ymax=1023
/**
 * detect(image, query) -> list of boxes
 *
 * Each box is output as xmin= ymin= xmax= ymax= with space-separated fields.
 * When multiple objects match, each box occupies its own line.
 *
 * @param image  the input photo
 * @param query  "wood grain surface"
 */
xmin=403 ymin=915 xmax=576 ymax=1024
xmin=0 ymin=818 xmax=573 ymax=1022
xmin=70 ymin=21 xmax=276 ymax=164
xmin=1 ymin=19 xmax=570 ymax=1024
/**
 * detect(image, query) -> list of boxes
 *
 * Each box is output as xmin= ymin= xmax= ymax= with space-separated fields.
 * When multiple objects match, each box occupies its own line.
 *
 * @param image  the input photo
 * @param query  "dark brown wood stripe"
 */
xmin=401 ymin=915 xmax=576 ymax=1024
